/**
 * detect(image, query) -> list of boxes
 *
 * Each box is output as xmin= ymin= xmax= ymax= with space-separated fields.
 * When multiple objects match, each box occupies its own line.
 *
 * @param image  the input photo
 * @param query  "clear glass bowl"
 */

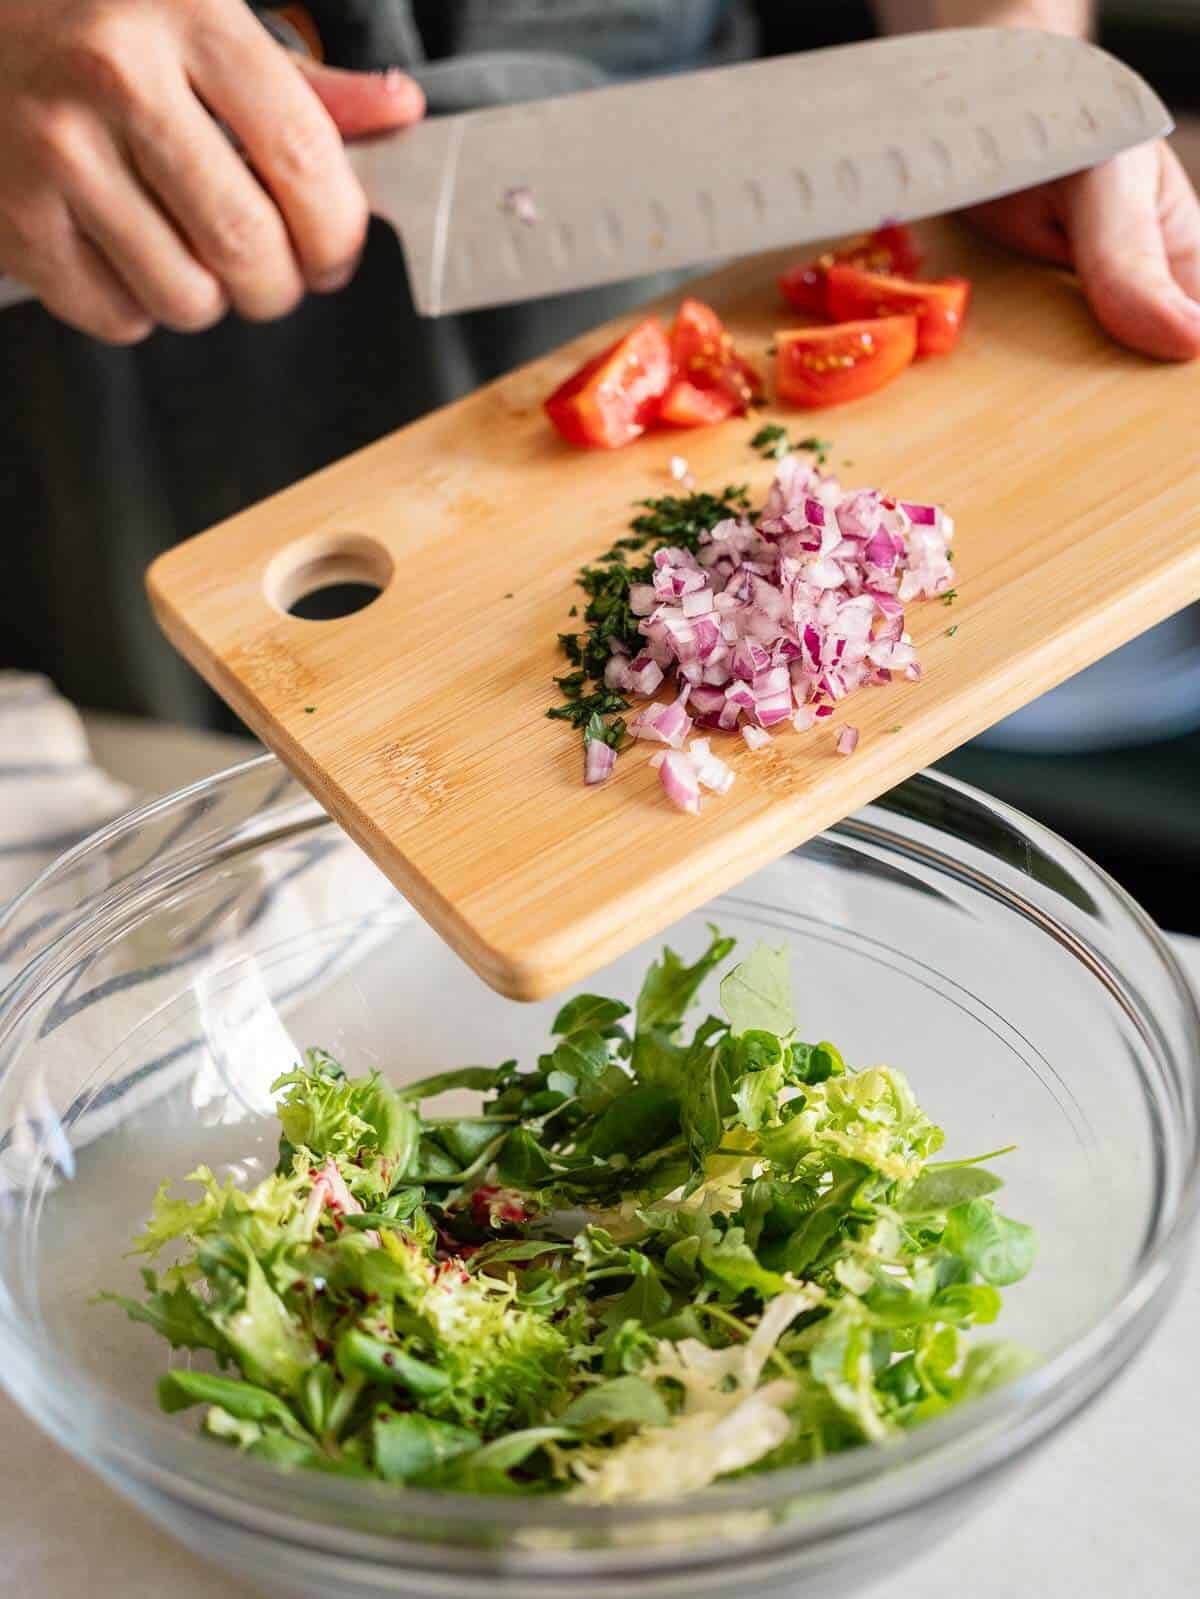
xmin=0 ymin=756 xmax=1196 ymax=1599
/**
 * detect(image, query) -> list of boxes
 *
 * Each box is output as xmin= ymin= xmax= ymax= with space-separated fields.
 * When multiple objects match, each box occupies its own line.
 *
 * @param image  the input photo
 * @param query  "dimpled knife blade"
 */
xmin=345 ymin=27 xmax=1170 ymax=317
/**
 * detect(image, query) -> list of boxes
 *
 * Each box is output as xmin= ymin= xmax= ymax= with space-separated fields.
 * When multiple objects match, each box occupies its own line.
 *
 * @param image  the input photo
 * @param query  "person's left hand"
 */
xmin=965 ymin=139 xmax=1200 ymax=360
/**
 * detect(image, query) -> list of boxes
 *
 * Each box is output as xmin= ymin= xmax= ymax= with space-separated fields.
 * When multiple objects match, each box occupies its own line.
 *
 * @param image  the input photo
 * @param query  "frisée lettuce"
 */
xmin=101 ymin=932 xmax=1035 ymax=1500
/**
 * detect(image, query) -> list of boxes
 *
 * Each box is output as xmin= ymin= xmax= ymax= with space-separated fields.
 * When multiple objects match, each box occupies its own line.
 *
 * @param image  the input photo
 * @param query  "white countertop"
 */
xmin=2 ymin=720 xmax=1196 ymax=1597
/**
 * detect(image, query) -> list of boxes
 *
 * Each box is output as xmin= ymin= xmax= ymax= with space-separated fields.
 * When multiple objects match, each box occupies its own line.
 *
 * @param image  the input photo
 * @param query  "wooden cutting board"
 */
xmin=147 ymin=220 xmax=1200 ymax=1001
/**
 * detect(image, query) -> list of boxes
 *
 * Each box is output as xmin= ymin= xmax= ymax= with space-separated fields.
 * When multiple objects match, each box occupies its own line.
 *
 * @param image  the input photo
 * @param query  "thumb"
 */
xmin=299 ymin=61 xmax=426 ymax=139
xmin=1063 ymin=143 xmax=1200 ymax=362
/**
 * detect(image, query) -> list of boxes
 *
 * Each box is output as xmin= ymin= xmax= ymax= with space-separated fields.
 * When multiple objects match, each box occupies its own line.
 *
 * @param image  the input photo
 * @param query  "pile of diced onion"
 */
xmin=588 ymin=456 xmax=955 ymax=813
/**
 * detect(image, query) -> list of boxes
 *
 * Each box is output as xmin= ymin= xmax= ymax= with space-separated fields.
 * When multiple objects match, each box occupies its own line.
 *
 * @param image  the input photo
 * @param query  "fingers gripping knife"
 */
xmin=0 ymin=31 xmax=1173 ymax=316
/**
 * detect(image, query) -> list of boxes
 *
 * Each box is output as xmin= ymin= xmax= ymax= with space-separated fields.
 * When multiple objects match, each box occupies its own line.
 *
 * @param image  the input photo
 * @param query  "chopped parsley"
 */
xmin=549 ymin=486 xmax=752 ymax=746
xmin=101 ymin=932 xmax=1036 ymax=1501
xmin=941 ymin=589 xmax=958 ymax=607
xmin=946 ymin=624 xmax=959 ymax=638
xmin=749 ymin=424 xmax=832 ymax=465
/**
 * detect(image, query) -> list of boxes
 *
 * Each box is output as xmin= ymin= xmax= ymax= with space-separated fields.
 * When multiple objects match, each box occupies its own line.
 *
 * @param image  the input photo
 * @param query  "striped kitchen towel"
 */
xmin=0 ymin=675 xmax=397 ymax=1193
xmin=0 ymin=674 xmax=135 ymax=905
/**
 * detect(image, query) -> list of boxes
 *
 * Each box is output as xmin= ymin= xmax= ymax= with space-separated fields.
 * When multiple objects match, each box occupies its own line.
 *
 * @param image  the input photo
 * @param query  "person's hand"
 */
xmin=965 ymin=139 xmax=1200 ymax=361
xmin=0 ymin=0 xmax=426 ymax=343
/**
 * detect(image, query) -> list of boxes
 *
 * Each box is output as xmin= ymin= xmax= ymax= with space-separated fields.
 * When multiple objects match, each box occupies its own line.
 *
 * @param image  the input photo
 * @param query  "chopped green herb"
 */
xmin=946 ymin=624 xmax=959 ymax=638
xmin=749 ymin=423 xmax=788 ymax=455
xmin=748 ymin=425 xmax=832 ymax=465
xmin=103 ymin=932 xmax=1036 ymax=1502
xmin=584 ymin=711 xmax=626 ymax=752
xmin=548 ymin=485 xmax=752 ymax=746
xmin=941 ymin=589 xmax=958 ymax=607
xmin=303 ymin=706 xmax=316 ymax=715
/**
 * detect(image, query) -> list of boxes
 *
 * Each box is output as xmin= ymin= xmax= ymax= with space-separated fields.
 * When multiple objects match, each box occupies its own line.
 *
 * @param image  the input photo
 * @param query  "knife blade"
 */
xmin=0 ymin=28 xmax=1171 ymax=319
xmin=350 ymin=27 xmax=1170 ymax=316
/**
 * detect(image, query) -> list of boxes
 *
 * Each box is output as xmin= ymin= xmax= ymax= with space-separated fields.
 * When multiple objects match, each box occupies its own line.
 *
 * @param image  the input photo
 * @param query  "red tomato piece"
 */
xmin=778 ymin=224 xmax=923 ymax=317
xmin=775 ymin=317 xmax=918 ymax=408
xmin=658 ymin=380 xmax=736 ymax=428
xmin=666 ymin=297 xmax=763 ymax=417
xmin=825 ymin=267 xmax=971 ymax=357
xmin=544 ymin=317 xmax=672 ymax=448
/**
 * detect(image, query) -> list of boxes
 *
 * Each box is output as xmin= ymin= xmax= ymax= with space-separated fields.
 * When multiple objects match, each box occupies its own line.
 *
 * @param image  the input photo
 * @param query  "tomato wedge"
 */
xmin=779 ymin=224 xmax=923 ymax=317
xmin=544 ymin=317 xmax=672 ymax=448
xmin=660 ymin=298 xmax=762 ymax=426
xmin=825 ymin=267 xmax=971 ymax=357
xmin=658 ymin=380 xmax=736 ymax=428
xmin=775 ymin=317 xmax=918 ymax=409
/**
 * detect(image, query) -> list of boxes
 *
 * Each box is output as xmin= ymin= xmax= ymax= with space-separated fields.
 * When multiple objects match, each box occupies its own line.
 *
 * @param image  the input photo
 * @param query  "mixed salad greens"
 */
xmin=103 ymin=932 xmax=1036 ymax=1501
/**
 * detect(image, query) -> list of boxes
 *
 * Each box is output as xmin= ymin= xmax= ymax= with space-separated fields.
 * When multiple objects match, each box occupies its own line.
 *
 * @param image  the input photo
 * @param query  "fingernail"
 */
xmin=380 ymin=68 xmax=424 ymax=115
xmin=312 ymin=260 xmax=357 ymax=294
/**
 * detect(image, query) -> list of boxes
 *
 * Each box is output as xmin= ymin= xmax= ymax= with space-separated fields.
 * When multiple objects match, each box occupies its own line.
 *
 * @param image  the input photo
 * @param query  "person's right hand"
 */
xmin=0 ymin=0 xmax=426 ymax=343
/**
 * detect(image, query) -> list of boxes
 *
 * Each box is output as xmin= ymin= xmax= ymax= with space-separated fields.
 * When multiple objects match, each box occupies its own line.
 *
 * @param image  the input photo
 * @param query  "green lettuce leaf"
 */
xmin=720 ymin=943 xmax=793 ymax=1038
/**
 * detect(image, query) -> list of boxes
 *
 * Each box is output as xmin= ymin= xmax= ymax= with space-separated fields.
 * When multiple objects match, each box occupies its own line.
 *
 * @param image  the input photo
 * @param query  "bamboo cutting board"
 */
xmin=148 ymin=220 xmax=1200 ymax=1000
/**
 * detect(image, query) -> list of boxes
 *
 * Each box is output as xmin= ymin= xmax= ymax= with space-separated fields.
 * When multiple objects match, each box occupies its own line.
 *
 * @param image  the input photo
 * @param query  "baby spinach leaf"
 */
xmin=780 ymin=1158 xmax=869 ymax=1275
xmin=372 ymin=1412 xmax=478 ymax=1483
xmin=561 ymin=1376 xmax=669 ymax=1434
xmin=580 ymin=1082 xmax=680 ymax=1161
xmin=335 ymin=1329 xmax=449 ymax=1397
xmin=552 ymin=994 xmax=631 ymax=1039
xmin=943 ymin=1199 xmax=1037 ymax=1286
xmin=787 ymin=1040 xmax=845 ymax=1085
xmin=729 ymin=1030 xmax=788 ymax=1131
xmin=497 ymin=1127 xmax=553 ymax=1187
xmin=699 ymin=1228 xmax=791 ymax=1300
xmin=900 ymin=1166 xmax=1003 ymax=1213
xmin=597 ymin=1252 xmax=671 ymax=1329
xmin=158 ymin=1370 xmax=310 ymax=1440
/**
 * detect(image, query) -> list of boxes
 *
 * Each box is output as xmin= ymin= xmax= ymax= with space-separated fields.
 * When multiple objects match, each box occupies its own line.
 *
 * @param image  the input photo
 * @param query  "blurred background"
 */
xmin=2 ymin=0 xmax=1198 ymax=929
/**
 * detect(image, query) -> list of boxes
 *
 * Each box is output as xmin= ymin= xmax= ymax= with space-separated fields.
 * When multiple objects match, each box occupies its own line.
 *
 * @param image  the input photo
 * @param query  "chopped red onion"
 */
xmin=659 ymin=751 xmax=701 ymax=814
xmin=689 ymin=739 xmax=735 ymax=795
xmin=604 ymin=655 xmax=634 ymax=692
xmin=630 ymin=693 xmax=693 ymax=750
xmin=584 ymin=458 xmax=952 ymax=804
xmin=585 ymin=739 xmax=616 ymax=784
xmin=669 ymin=454 xmax=696 ymax=490
xmin=629 ymin=654 xmax=664 ymax=696
xmin=834 ymin=724 xmax=860 ymax=756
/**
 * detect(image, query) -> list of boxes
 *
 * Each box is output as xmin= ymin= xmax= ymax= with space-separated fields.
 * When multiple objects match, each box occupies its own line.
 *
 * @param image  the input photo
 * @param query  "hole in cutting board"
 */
xmin=265 ymin=532 xmax=393 ymax=620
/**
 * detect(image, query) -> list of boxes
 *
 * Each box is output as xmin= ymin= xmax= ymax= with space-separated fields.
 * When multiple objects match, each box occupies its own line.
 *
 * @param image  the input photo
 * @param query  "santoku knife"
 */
xmin=0 ymin=28 xmax=1171 ymax=318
